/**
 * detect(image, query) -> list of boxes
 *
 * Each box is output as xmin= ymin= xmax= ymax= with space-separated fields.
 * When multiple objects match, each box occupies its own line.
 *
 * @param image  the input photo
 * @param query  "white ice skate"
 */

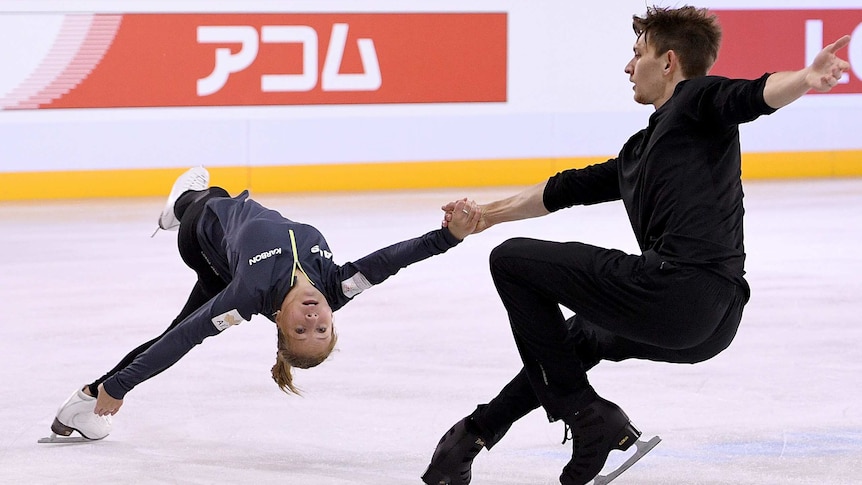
xmin=155 ymin=165 xmax=210 ymax=233
xmin=38 ymin=389 xmax=112 ymax=443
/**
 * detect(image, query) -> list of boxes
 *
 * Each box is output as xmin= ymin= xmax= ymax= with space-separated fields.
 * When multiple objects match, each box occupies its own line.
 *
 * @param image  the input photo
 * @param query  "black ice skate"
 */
xmin=559 ymin=396 xmax=660 ymax=485
xmin=421 ymin=416 xmax=484 ymax=485
xmin=422 ymin=404 xmax=513 ymax=485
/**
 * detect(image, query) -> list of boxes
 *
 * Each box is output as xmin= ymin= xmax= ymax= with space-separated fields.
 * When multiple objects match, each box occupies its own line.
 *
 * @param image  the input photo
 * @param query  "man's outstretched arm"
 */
xmin=764 ymin=35 xmax=851 ymax=109
xmin=441 ymin=181 xmax=550 ymax=235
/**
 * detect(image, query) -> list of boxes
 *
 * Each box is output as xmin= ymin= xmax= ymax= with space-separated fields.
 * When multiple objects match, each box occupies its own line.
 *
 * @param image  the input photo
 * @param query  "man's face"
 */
xmin=624 ymin=34 xmax=668 ymax=107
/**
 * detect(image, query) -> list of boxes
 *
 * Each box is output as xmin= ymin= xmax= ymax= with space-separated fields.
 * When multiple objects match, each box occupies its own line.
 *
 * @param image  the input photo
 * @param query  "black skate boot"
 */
xmin=559 ymin=396 xmax=641 ymax=485
xmin=421 ymin=406 xmax=508 ymax=485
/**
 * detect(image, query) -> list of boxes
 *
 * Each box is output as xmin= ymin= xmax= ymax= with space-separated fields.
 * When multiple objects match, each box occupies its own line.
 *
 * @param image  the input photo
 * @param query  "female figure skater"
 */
xmin=43 ymin=166 xmax=479 ymax=442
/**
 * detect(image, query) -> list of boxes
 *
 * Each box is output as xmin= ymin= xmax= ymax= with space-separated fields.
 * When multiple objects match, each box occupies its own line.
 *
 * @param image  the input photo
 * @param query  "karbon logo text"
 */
xmin=249 ymin=247 xmax=283 ymax=266
xmin=197 ymin=23 xmax=381 ymax=97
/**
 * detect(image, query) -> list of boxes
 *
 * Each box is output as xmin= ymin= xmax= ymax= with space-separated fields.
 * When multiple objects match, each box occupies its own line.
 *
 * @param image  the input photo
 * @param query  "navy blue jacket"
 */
xmin=103 ymin=192 xmax=461 ymax=399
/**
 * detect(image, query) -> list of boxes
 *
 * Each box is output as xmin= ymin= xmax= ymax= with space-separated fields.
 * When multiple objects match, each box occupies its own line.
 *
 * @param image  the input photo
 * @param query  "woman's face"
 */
xmin=277 ymin=284 xmax=334 ymax=355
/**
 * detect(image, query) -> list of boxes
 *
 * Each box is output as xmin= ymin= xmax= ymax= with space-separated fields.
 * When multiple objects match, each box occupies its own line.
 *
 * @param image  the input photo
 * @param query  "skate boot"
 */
xmin=559 ymin=395 xmax=641 ymax=485
xmin=42 ymin=388 xmax=112 ymax=442
xmin=156 ymin=166 xmax=210 ymax=231
xmin=422 ymin=406 xmax=508 ymax=485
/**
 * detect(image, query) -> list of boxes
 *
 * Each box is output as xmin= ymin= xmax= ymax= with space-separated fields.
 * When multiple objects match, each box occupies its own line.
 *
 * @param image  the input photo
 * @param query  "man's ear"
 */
xmin=663 ymin=50 xmax=678 ymax=74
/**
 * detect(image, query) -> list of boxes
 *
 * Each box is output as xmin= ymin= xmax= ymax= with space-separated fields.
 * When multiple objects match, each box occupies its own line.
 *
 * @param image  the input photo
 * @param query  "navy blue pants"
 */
xmin=475 ymin=237 xmax=748 ymax=439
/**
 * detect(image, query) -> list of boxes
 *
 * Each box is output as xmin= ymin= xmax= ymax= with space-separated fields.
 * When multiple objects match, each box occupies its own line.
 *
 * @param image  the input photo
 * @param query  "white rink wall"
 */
xmin=0 ymin=0 xmax=859 ymax=177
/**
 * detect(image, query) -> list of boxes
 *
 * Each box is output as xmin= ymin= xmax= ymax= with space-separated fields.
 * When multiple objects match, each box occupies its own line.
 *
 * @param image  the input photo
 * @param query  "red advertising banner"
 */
xmin=0 ymin=13 xmax=507 ymax=109
xmin=711 ymin=9 xmax=861 ymax=94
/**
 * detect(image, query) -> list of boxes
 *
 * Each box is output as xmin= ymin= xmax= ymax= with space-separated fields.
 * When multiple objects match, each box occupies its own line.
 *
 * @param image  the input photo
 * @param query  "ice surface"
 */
xmin=2 ymin=179 xmax=860 ymax=484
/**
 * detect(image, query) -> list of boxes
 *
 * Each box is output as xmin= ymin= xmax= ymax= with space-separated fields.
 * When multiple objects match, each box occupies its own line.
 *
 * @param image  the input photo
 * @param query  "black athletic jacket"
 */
xmin=103 ymin=191 xmax=461 ymax=399
xmin=543 ymin=74 xmax=777 ymax=289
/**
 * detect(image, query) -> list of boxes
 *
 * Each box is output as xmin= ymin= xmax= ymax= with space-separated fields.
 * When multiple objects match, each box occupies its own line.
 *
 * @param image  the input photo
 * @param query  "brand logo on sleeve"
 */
xmin=212 ymin=309 xmax=244 ymax=331
xmin=341 ymin=272 xmax=371 ymax=298
xmin=310 ymin=245 xmax=332 ymax=259
xmin=249 ymin=247 xmax=282 ymax=265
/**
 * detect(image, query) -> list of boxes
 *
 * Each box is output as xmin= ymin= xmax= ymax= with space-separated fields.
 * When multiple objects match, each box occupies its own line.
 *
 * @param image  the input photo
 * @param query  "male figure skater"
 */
xmin=425 ymin=5 xmax=851 ymax=485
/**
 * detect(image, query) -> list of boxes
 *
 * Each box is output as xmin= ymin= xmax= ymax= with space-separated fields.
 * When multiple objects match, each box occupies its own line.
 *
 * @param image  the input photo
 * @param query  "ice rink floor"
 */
xmin=2 ymin=178 xmax=861 ymax=484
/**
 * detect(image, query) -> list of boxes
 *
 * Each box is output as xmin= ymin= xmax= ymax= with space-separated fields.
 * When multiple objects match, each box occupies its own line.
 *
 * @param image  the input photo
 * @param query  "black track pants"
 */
xmin=476 ymin=237 xmax=747 ymax=432
xmin=88 ymin=188 xmax=230 ymax=395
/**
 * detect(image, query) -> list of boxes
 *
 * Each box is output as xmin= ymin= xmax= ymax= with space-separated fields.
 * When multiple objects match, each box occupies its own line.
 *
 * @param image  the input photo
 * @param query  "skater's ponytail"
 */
xmin=272 ymin=325 xmax=338 ymax=395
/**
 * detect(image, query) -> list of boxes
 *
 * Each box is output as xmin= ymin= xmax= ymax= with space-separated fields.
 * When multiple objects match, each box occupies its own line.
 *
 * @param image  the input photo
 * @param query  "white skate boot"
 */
xmin=155 ymin=166 xmax=210 ymax=232
xmin=38 ymin=389 xmax=112 ymax=443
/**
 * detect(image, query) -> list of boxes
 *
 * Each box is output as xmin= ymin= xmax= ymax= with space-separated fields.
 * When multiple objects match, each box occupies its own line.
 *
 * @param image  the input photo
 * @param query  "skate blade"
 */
xmin=592 ymin=435 xmax=661 ymax=485
xmin=38 ymin=433 xmax=95 ymax=444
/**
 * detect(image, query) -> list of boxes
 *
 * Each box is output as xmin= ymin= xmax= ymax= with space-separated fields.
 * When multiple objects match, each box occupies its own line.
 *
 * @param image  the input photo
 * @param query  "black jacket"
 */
xmin=544 ymin=74 xmax=777 ymax=288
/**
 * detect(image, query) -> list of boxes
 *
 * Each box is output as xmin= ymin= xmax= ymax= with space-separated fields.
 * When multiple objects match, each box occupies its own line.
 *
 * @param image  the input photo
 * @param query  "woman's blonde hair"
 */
xmin=271 ymin=325 xmax=338 ymax=395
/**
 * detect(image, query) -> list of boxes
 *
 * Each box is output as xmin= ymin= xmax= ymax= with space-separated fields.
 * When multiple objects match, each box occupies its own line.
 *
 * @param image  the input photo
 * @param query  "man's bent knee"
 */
xmin=489 ymin=237 xmax=540 ymax=270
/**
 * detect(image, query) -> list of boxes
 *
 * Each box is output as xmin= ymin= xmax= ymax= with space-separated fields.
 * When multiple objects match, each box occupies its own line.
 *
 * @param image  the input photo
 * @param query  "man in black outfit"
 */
xmin=424 ymin=6 xmax=851 ymax=485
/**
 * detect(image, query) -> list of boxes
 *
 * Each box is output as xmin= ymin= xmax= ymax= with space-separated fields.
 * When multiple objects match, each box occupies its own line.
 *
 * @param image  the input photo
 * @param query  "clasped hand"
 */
xmin=441 ymin=198 xmax=484 ymax=239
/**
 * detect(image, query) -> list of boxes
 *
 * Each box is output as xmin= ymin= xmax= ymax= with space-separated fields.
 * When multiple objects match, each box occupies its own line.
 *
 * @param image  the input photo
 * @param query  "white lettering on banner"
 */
xmin=852 ymin=23 xmax=862 ymax=82
xmin=197 ymin=26 xmax=259 ymax=96
xmin=805 ymin=20 xmax=851 ymax=85
xmin=322 ymin=24 xmax=382 ymax=91
xmin=196 ymin=23 xmax=381 ymax=97
xmin=806 ymin=19 xmax=862 ymax=85
xmin=261 ymin=25 xmax=318 ymax=92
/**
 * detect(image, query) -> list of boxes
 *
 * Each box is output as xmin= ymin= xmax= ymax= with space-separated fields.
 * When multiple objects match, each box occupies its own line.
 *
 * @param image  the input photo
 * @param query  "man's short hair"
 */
xmin=633 ymin=5 xmax=722 ymax=78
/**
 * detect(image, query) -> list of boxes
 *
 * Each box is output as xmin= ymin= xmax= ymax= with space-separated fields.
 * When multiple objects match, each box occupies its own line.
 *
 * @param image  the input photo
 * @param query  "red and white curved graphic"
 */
xmin=0 ymin=14 xmax=122 ymax=109
xmin=0 ymin=13 xmax=507 ymax=110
